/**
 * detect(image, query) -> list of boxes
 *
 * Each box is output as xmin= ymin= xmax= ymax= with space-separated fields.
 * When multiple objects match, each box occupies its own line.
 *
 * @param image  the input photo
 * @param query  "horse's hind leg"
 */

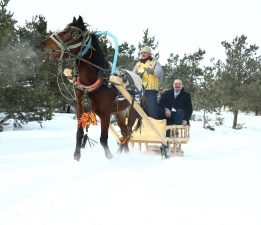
xmin=122 ymin=107 xmax=140 ymax=151
xmin=74 ymin=127 xmax=84 ymax=161
xmin=115 ymin=110 xmax=131 ymax=153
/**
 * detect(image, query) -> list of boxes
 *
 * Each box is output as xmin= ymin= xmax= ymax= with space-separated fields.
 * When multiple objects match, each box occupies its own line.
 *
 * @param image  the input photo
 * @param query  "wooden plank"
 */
xmin=110 ymin=75 xmax=167 ymax=145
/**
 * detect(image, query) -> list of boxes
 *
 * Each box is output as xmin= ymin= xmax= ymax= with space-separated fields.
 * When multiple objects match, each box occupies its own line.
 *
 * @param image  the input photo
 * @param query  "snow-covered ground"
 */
xmin=0 ymin=111 xmax=260 ymax=225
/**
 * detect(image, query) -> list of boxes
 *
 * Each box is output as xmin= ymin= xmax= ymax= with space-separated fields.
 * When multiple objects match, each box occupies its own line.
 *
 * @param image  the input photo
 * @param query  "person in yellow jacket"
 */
xmin=133 ymin=46 xmax=163 ymax=119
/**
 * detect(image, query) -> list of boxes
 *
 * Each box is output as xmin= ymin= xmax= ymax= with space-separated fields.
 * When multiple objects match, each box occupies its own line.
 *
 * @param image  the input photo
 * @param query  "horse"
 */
xmin=43 ymin=16 xmax=142 ymax=161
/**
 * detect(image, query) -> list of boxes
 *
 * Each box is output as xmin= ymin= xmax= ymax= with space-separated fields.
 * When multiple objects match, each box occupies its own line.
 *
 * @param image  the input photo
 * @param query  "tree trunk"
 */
xmin=255 ymin=106 xmax=259 ymax=116
xmin=232 ymin=109 xmax=238 ymax=129
xmin=203 ymin=110 xmax=207 ymax=128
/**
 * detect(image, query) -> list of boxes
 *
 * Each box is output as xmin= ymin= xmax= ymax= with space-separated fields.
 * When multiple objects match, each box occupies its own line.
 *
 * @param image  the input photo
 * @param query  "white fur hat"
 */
xmin=140 ymin=46 xmax=152 ymax=54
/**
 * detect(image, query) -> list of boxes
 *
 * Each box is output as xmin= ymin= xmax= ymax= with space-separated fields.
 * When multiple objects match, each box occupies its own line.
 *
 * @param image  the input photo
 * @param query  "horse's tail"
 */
xmin=131 ymin=88 xmax=146 ymax=132
xmin=132 ymin=114 xmax=142 ymax=132
xmin=127 ymin=92 xmax=142 ymax=133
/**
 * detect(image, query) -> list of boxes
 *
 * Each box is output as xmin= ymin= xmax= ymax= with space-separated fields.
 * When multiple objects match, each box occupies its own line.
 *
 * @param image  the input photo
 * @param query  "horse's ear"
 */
xmin=78 ymin=16 xmax=83 ymax=23
xmin=73 ymin=17 xmax=76 ymax=23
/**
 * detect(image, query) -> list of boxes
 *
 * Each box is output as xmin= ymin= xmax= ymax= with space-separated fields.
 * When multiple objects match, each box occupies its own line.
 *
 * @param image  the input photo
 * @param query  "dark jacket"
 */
xmin=159 ymin=87 xmax=193 ymax=123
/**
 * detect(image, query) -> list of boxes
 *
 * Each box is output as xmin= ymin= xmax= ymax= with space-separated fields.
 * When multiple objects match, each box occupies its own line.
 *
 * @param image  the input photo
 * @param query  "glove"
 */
xmin=144 ymin=67 xmax=154 ymax=75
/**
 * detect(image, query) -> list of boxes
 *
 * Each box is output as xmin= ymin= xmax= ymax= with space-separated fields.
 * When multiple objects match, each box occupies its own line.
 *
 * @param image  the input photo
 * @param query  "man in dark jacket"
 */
xmin=158 ymin=79 xmax=193 ymax=125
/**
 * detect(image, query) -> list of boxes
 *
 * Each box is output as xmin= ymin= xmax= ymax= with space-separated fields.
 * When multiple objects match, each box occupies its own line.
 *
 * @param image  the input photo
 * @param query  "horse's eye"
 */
xmin=68 ymin=31 xmax=80 ymax=39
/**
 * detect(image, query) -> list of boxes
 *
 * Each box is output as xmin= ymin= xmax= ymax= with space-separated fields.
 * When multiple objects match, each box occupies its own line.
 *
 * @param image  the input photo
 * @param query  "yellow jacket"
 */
xmin=134 ymin=60 xmax=159 ymax=90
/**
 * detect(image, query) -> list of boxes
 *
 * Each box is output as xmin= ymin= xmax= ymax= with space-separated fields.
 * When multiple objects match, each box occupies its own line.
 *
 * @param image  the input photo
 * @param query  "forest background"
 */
xmin=0 ymin=0 xmax=260 ymax=131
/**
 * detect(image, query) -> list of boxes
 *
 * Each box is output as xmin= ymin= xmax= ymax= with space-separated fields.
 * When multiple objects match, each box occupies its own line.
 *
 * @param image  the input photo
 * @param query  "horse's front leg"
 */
xmin=74 ymin=89 xmax=84 ymax=161
xmin=74 ymin=126 xmax=84 ymax=161
xmin=100 ymin=116 xmax=113 ymax=159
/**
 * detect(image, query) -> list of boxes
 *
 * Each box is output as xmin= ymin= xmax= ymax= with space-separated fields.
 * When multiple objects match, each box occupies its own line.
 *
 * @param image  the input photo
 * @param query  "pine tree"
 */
xmin=0 ymin=11 xmax=59 ymax=130
xmin=98 ymin=35 xmax=115 ymax=62
xmin=194 ymin=62 xmax=222 ymax=128
xmin=0 ymin=0 xmax=16 ymax=49
xmin=0 ymin=0 xmax=17 ymax=130
xmin=162 ymin=49 xmax=205 ymax=95
xmin=216 ymin=35 xmax=260 ymax=128
xmin=241 ymin=66 xmax=261 ymax=115
xmin=17 ymin=15 xmax=59 ymax=119
xmin=138 ymin=28 xmax=160 ymax=60
xmin=117 ymin=42 xmax=136 ymax=70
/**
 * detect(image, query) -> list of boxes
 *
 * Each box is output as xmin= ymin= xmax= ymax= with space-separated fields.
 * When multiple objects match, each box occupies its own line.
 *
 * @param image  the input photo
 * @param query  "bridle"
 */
xmin=49 ymin=26 xmax=89 ymax=60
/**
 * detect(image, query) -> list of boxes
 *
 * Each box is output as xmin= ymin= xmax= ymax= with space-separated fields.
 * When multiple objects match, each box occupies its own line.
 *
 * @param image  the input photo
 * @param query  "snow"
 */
xmin=0 ymin=112 xmax=260 ymax=225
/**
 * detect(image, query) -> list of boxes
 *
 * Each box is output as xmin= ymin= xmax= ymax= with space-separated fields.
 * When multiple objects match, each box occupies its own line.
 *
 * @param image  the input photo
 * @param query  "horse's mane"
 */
xmin=68 ymin=16 xmax=110 ymax=71
xmin=89 ymin=34 xmax=110 ymax=71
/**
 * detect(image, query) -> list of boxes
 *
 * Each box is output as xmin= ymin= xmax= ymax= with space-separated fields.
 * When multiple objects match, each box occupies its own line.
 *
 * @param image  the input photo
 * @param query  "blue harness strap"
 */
xmin=79 ymin=35 xmax=92 ymax=57
xmin=95 ymin=31 xmax=119 ymax=75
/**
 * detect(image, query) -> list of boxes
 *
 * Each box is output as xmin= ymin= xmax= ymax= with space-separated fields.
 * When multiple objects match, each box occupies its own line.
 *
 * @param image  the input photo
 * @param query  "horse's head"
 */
xmin=44 ymin=16 xmax=89 ymax=61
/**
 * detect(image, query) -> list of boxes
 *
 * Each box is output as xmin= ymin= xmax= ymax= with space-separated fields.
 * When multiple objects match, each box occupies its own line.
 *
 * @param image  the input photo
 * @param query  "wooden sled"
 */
xmin=130 ymin=120 xmax=190 ymax=156
xmin=109 ymin=75 xmax=190 ymax=157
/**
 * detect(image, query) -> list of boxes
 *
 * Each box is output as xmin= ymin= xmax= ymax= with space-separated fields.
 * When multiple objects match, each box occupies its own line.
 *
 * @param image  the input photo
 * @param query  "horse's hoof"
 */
xmin=105 ymin=151 xmax=113 ymax=160
xmin=123 ymin=145 xmax=129 ymax=153
xmin=117 ymin=144 xmax=124 ymax=154
xmin=116 ymin=148 xmax=122 ymax=154
xmin=74 ymin=153 xmax=81 ymax=161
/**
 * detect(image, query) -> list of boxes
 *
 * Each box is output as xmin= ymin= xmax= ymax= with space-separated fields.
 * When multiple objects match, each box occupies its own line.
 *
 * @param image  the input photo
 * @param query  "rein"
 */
xmin=57 ymin=60 xmax=76 ymax=100
xmin=68 ymin=51 xmax=111 ymax=72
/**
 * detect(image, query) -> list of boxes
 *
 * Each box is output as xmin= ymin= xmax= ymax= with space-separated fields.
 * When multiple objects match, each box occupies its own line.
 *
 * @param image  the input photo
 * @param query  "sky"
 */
xmin=7 ymin=0 xmax=261 ymax=64
xmin=0 ymin=111 xmax=261 ymax=225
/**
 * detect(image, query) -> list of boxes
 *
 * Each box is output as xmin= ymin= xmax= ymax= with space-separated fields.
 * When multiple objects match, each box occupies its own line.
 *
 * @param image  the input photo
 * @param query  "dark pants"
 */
xmin=142 ymin=90 xmax=158 ymax=119
xmin=158 ymin=108 xmax=185 ymax=125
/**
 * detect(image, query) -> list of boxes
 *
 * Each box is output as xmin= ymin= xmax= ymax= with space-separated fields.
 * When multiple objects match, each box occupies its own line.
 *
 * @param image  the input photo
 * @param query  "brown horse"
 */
xmin=44 ymin=16 xmax=142 ymax=161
